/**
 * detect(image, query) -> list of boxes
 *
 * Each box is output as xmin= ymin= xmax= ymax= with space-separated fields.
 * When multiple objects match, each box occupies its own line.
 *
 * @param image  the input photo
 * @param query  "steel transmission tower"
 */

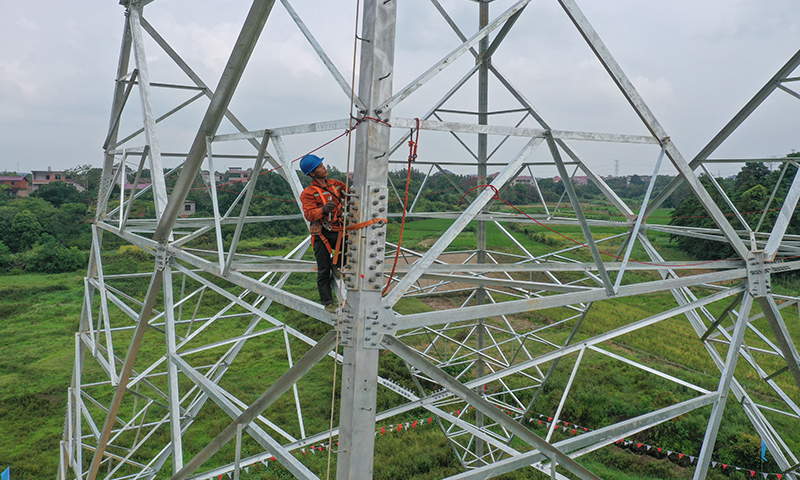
xmin=59 ymin=1 xmax=800 ymax=479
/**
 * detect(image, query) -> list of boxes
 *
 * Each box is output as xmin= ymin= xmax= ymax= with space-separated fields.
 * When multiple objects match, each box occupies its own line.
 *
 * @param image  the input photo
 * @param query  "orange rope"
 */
xmin=383 ymin=119 xmax=419 ymax=294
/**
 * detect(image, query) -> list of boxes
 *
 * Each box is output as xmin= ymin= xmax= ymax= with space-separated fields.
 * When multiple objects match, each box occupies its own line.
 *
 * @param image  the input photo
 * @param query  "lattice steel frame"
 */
xmin=59 ymin=1 xmax=800 ymax=479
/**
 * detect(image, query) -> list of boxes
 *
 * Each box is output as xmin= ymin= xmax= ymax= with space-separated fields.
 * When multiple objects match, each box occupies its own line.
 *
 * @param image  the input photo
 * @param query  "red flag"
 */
xmin=722 ymin=464 xmax=727 ymax=469
xmin=397 ymin=424 xmax=402 ymax=431
xmin=539 ymin=420 xmax=542 ymax=425
xmin=679 ymin=454 xmax=684 ymax=459
xmin=750 ymin=471 xmax=756 ymax=477
xmin=777 ymin=475 xmax=782 ymax=479
xmin=412 ymin=420 xmax=417 ymax=428
xmin=572 ymin=429 xmax=576 ymax=435
xmin=457 ymin=410 xmax=461 ymax=415
xmin=381 ymin=427 xmax=385 ymax=434
xmin=548 ymin=417 xmax=553 ymax=422
xmin=564 ymin=422 xmax=569 ymax=426
xmin=637 ymin=443 xmax=643 ymax=448
xmin=428 ymin=417 xmax=433 ymax=424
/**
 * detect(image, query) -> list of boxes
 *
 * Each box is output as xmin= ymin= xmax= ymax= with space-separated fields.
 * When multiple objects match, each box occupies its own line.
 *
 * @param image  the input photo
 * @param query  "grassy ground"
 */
xmin=0 ymin=272 xmax=84 ymax=479
xmin=1 ymin=211 xmax=798 ymax=479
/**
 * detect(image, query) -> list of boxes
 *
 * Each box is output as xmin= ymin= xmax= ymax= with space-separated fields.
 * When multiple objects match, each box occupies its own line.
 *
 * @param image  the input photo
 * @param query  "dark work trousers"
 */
xmin=313 ymin=228 xmax=344 ymax=306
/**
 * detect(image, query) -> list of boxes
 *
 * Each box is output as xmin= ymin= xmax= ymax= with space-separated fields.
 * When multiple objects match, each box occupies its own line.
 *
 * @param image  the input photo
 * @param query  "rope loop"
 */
xmin=459 ymin=184 xmax=499 ymax=206
xmin=360 ymin=116 xmax=392 ymax=128
xmin=407 ymin=118 xmax=420 ymax=163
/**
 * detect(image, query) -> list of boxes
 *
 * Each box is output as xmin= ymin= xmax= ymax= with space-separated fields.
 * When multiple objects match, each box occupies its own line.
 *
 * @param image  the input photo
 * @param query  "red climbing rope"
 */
xmin=383 ymin=118 xmax=419 ymax=294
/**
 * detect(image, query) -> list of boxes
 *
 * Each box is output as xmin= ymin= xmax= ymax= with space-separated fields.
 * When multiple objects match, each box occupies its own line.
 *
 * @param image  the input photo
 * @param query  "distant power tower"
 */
xmin=59 ymin=1 xmax=800 ymax=479
xmin=615 ymin=159 xmax=620 ymax=177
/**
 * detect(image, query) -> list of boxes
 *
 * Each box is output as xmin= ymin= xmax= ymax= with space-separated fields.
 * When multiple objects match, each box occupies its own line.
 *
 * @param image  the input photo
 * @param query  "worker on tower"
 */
xmin=299 ymin=154 xmax=347 ymax=313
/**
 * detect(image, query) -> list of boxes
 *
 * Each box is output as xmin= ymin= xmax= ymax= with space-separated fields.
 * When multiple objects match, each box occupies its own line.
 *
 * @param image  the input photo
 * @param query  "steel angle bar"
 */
xmin=756 ymin=295 xmax=800 ymax=390
xmin=764 ymin=164 xmax=800 ymax=259
xmin=129 ymin=5 xmax=169 ymax=220
xmin=120 ymin=147 xmax=149 ymax=231
xmin=163 ymin=266 xmax=184 ymax=471
xmin=693 ymin=293 xmax=754 ymax=480
xmin=269 ymin=136 xmax=309 ymax=205
xmin=203 ymin=139 xmax=227 ymax=269
xmin=384 ymin=258 xmax=743 ymax=274
xmin=702 ymin=157 xmax=800 ymax=164
xmin=546 ymin=132 xmax=614 ymax=293
xmin=417 ymin=273 xmax=592 ymax=293
xmin=589 ymin=346 xmax=711 ymax=395
xmin=86 ymin=266 xmax=165 ymax=480
xmin=449 ymin=392 xmax=719 ymax=480
xmin=418 ymin=285 xmax=746 ymax=388
xmin=115 ymin=90 xmax=206 ymax=147
xmin=545 ymin=346 xmax=585 ymax=442
xmin=215 ymin=119 xmax=352 ymax=142
xmin=756 ymin=162 xmax=791 ymax=233
xmin=172 ymin=330 xmax=336 ymax=480
xmin=558 ymin=0 xmax=750 ymax=259
xmin=129 ymin=81 xmax=206 ymax=91
xmin=169 ymin=252 xmax=335 ymax=324
xmin=97 ymin=151 xmax=127 ymax=221
xmin=700 ymin=291 xmax=745 ymax=343
xmin=382 ymin=335 xmax=601 ymax=480
xmin=700 ymin=163 xmax=752 ymax=233
xmin=279 ymin=0 xmax=365 ymax=111
xmin=409 ymin=164 xmax=435 ymax=213
xmin=155 ymin=0 xmax=278 ymax=243
xmin=103 ymin=69 xmax=138 ymax=150
xmin=556 ymin=140 xmax=633 ymax=217
xmin=169 ymin=343 xmax=332 ymax=480
xmin=224 ymin=131 xmax=270 ymax=275
xmin=646 ymin=47 xmax=800 ymax=217
xmin=103 ymin=17 xmax=133 ymax=153
xmin=380 ymin=0 xmax=534 ymax=113
xmin=777 ymin=83 xmax=800 ymax=101
xmin=385 ymin=137 xmax=544 ymax=306
xmin=613 ymin=143 xmax=667 ymax=292
xmin=399 ymin=269 xmax=747 ymax=329
xmin=390 ymin=117 xmax=657 ymax=144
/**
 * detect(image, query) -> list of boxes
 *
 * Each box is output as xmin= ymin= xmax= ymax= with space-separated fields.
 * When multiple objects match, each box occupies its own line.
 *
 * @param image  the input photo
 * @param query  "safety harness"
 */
xmin=308 ymin=184 xmax=385 ymax=265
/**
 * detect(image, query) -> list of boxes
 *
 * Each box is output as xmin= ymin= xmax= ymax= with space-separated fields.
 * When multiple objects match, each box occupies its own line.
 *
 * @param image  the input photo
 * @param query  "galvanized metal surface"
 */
xmin=59 ymin=1 xmax=800 ymax=480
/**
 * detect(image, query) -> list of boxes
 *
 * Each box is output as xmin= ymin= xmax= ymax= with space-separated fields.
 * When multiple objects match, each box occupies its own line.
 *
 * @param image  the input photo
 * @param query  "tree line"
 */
xmin=2 ymin=156 xmax=794 ymax=273
xmin=669 ymin=154 xmax=800 ymax=260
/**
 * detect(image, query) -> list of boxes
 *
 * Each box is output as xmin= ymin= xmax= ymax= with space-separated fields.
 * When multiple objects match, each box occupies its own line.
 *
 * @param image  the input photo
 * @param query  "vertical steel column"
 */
xmin=336 ymin=0 xmax=397 ymax=478
xmin=474 ymin=0 xmax=490 ymax=465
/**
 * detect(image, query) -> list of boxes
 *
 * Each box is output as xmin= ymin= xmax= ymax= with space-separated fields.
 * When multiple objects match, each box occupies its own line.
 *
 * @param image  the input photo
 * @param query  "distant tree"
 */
xmin=65 ymin=164 xmax=102 ymax=192
xmin=670 ymin=156 xmax=800 ymax=260
xmin=734 ymin=162 xmax=770 ymax=201
xmin=31 ymin=181 xmax=83 ymax=207
xmin=7 ymin=209 xmax=44 ymax=253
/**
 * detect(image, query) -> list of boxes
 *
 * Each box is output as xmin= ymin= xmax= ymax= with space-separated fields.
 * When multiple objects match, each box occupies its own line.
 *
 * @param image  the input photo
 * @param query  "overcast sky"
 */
xmin=1 ymin=0 xmax=798 ymax=179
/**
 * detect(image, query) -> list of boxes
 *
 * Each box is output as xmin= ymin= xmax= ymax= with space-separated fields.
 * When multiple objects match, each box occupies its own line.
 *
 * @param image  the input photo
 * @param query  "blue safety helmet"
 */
xmin=300 ymin=154 xmax=324 ymax=175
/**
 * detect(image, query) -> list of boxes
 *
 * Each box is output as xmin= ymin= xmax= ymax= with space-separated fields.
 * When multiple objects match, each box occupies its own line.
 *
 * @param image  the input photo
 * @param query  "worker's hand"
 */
xmin=322 ymin=201 xmax=337 ymax=214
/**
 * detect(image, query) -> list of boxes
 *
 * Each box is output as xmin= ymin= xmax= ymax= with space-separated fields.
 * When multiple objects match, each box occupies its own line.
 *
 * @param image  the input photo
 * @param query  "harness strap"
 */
xmin=314 ymin=218 xmax=387 ymax=265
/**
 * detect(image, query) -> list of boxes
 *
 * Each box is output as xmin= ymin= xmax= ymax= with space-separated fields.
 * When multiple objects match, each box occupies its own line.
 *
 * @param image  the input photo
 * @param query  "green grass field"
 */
xmin=1 ymin=213 xmax=798 ymax=480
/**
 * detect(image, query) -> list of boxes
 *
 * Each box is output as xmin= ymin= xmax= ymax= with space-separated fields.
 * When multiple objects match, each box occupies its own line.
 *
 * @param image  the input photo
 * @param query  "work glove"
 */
xmin=322 ymin=201 xmax=337 ymax=214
